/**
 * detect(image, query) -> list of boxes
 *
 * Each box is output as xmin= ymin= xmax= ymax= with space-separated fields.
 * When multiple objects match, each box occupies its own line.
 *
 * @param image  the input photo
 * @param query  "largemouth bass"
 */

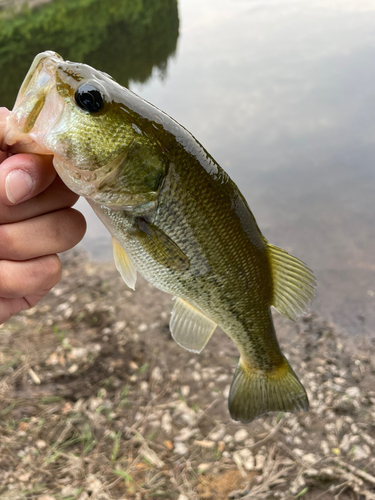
xmin=3 ymin=51 xmax=316 ymax=423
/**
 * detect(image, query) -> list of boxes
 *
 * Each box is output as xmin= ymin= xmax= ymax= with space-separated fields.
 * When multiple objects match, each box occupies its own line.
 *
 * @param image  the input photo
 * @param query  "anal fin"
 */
xmin=267 ymin=243 xmax=316 ymax=320
xmin=112 ymin=237 xmax=137 ymax=290
xmin=229 ymin=357 xmax=309 ymax=423
xmin=170 ymin=298 xmax=217 ymax=353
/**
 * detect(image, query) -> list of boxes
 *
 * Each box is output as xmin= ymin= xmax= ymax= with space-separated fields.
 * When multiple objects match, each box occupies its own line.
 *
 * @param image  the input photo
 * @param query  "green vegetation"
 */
xmin=0 ymin=0 xmax=179 ymax=108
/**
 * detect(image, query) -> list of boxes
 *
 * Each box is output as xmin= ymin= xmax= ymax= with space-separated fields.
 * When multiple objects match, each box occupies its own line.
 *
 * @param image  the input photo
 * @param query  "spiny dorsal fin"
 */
xmin=170 ymin=298 xmax=217 ymax=353
xmin=267 ymin=244 xmax=316 ymax=321
xmin=112 ymin=237 xmax=137 ymax=290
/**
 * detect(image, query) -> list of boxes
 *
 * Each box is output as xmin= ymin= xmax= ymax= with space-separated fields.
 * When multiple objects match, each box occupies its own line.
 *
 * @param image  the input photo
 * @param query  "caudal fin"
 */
xmin=228 ymin=357 xmax=309 ymax=423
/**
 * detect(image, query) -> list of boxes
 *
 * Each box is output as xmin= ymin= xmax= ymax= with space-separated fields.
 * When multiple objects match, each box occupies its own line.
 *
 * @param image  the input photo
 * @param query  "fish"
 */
xmin=3 ymin=51 xmax=316 ymax=423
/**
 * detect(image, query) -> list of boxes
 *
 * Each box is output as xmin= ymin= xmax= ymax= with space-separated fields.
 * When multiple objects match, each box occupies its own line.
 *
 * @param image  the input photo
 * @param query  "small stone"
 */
xmin=174 ymin=442 xmax=188 ymax=455
xmin=164 ymin=440 xmax=173 ymax=450
xmin=70 ymin=347 xmax=87 ymax=359
xmin=255 ymin=453 xmax=266 ymax=470
xmin=351 ymin=423 xmax=359 ymax=434
xmin=114 ymin=320 xmax=126 ymax=333
xmin=353 ymin=445 xmax=370 ymax=461
xmin=362 ymin=433 xmax=375 ymax=447
xmin=223 ymin=434 xmax=233 ymax=444
xmin=194 ymin=439 xmax=215 ymax=448
xmin=234 ymin=429 xmax=248 ymax=443
xmin=64 ymin=307 xmax=73 ymax=319
xmin=175 ymin=428 xmax=195 ymax=442
xmin=346 ymin=386 xmax=360 ymax=398
xmin=161 ymin=412 xmax=172 ymax=435
xmin=138 ymin=323 xmax=148 ymax=332
xmin=333 ymin=377 xmax=346 ymax=385
xmin=197 ymin=463 xmax=211 ymax=473
xmin=46 ymin=352 xmax=59 ymax=366
xmin=292 ymin=448 xmax=305 ymax=457
xmin=61 ymin=486 xmax=76 ymax=496
xmin=38 ymin=496 xmax=55 ymax=500
xmin=140 ymin=381 xmax=149 ymax=393
xmin=319 ymin=468 xmax=335 ymax=480
xmin=208 ymin=426 xmax=226 ymax=442
xmin=19 ymin=472 xmax=31 ymax=482
xmin=289 ymin=475 xmax=305 ymax=495
xmin=86 ymin=474 xmax=102 ymax=493
xmin=178 ymin=495 xmax=189 ymax=500
xmin=141 ymin=446 xmax=165 ymax=468
xmin=339 ymin=434 xmax=351 ymax=453
xmin=36 ymin=439 xmax=47 ymax=450
xmin=180 ymin=385 xmax=190 ymax=397
xmin=304 ymin=468 xmax=319 ymax=478
xmin=350 ymin=435 xmax=360 ymax=445
xmin=239 ymin=448 xmax=255 ymax=471
xmin=180 ymin=408 xmax=197 ymax=426
xmin=302 ymin=453 xmax=317 ymax=465
xmin=218 ymin=441 xmax=225 ymax=453
xmin=223 ymin=384 xmax=230 ymax=398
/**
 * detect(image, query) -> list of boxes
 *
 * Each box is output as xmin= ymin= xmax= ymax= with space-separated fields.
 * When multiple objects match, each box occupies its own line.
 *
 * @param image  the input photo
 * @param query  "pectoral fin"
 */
xmin=267 ymin=244 xmax=316 ymax=321
xmin=112 ymin=237 xmax=137 ymax=290
xmin=170 ymin=298 xmax=217 ymax=353
xmin=136 ymin=217 xmax=190 ymax=272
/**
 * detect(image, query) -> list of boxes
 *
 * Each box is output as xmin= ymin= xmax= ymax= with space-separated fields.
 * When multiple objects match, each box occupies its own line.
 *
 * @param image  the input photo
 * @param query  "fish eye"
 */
xmin=75 ymin=83 xmax=105 ymax=113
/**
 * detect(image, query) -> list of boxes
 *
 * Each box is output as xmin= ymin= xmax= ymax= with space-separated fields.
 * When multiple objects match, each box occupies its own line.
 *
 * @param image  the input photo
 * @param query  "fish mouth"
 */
xmin=2 ymin=51 xmax=65 ymax=154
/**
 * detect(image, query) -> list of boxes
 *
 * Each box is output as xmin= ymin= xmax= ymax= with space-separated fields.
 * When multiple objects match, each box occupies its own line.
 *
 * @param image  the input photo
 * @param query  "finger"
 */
xmin=0 ymin=208 xmax=87 ymax=260
xmin=0 ymin=108 xmax=10 ymax=164
xmin=0 ymin=254 xmax=61 ymax=304
xmin=0 ymin=175 xmax=79 ymax=224
xmin=0 ymin=289 xmax=53 ymax=323
xmin=0 ymin=153 xmax=56 ymax=205
xmin=0 ymin=297 xmax=32 ymax=324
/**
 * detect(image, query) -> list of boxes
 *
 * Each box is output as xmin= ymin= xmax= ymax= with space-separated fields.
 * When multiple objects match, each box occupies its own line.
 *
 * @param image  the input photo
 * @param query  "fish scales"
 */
xmin=3 ymin=51 xmax=316 ymax=423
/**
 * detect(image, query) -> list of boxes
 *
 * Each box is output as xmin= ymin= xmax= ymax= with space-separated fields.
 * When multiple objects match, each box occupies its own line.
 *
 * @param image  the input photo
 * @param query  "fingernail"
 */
xmin=5 ymin=169 xmax=34 ymax=204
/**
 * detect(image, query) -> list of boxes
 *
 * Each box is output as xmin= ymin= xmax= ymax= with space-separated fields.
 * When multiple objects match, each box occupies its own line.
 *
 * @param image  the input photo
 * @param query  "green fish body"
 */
xmin=4 ymin=52 xmax=316 ymax=423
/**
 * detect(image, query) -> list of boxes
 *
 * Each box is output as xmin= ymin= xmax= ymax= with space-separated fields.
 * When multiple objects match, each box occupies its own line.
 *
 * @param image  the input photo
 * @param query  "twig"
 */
xmin=331 ymin=458 xmax=375 ymax=487
xmin=249 ymin=417 xmax=285 ymax=450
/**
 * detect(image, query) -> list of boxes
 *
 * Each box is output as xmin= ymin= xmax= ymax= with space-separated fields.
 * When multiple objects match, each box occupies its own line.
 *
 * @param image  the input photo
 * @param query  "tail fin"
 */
xmin=228 ymin=357 xmax=309 ymax=423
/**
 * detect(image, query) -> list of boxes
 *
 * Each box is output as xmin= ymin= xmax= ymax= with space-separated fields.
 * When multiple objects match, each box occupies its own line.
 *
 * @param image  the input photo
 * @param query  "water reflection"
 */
xmin=2 ymin=0 xmax=375 ymax=335
xmin=0 ymin=0 xmax=179 ymax=108
xmin=82 ymin=0 xmax=375 ymax=335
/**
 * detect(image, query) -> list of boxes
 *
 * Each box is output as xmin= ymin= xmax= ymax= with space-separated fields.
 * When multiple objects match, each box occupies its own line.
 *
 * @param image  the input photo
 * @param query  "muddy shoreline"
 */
xmin=0 ymin=249 xmax=374 ymax=499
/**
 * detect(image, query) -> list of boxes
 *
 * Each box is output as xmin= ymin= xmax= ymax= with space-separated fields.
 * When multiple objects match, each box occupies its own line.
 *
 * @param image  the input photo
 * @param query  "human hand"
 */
xmin=0 ymin=107 xmax=86 ymax=324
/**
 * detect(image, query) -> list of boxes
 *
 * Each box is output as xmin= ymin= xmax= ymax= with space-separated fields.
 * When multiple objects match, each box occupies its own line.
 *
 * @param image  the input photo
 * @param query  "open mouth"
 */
xmin=2 ymin=51 xmax=64 ymax=154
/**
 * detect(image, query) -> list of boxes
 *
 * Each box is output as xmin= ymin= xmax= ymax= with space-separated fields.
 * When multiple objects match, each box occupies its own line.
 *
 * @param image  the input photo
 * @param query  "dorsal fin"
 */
xmin=170 ymin=298 xmax=217 ymax=353
xmin=112 ymin=237 xmax=137 ymax=290
xmin=267 ymin=244 xmax=316 ymax=321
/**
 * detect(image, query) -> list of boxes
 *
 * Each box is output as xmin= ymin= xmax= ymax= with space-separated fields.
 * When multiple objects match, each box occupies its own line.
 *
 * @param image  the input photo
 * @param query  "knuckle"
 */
xmin=52 ymin=208 xmax=86 ymax=248
xmin=36 ymin=255 xmax=62 ymax=290
xmin=0 ymin=224 xmax=18 ymax=258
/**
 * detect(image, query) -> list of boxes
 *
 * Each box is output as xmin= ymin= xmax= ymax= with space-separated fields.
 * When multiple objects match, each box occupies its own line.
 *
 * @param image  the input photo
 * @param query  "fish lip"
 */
xmin=2 ymin=51 xmax=64 ymax=153
xmin=15 ymin=51 xmax=63 ymax=109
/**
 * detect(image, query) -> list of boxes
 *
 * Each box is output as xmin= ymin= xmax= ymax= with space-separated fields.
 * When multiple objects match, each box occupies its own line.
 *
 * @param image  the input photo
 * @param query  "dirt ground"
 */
xmin=0 ymin=249 xmax=374 ymax=500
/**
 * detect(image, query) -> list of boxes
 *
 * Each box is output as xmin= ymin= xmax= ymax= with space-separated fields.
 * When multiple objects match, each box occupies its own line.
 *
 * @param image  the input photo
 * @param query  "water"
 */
xmin=2 ymin=0 xmax=375 ymax=335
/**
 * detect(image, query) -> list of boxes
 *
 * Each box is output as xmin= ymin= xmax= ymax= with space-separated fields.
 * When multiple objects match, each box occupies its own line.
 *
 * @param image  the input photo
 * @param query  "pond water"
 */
xmin=2 ymin=0 xmax=375 ymax=335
